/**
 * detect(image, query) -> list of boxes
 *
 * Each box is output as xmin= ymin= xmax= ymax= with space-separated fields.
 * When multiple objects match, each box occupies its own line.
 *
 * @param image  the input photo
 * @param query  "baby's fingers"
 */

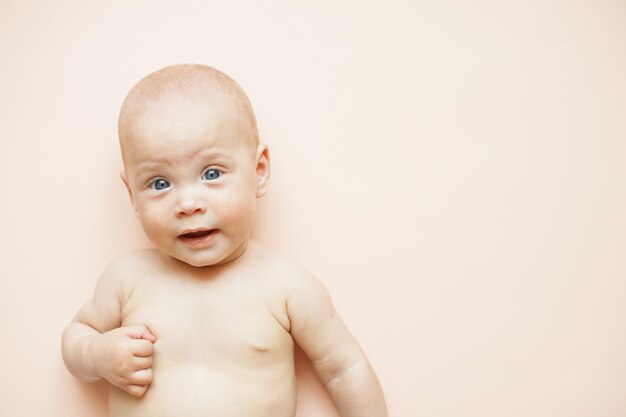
xmin=132 ymin=355 xmax=152 ymax=371
xmin=124 ymin=326 xmax=157 ymax=343
xmin=129 ymin=368 xmax=153 ymax=386
xmin=126 ymin=384 xmax=149 ymax=397
xmin=132 ymin=339 xmax=154 ymax=357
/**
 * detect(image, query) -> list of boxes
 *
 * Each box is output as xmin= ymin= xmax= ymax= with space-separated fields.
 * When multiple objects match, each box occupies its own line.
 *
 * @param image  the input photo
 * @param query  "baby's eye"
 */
xmin=202 ymin=169 xmax=221 ymax=181
xmin=150 ymin=178 xmax=170 ymax=190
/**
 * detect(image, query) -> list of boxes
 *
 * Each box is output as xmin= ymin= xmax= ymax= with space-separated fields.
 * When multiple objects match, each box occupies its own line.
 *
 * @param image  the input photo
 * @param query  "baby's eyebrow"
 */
xmin=132 ymin=150 xmax=232 ymax=177
xmin=134 ymin=161 xmax=166 ymax=173
xmin=193 ymin=148 xmax=231 ymax=161
xmin=130 ymin=161 xmax=172 ymax=183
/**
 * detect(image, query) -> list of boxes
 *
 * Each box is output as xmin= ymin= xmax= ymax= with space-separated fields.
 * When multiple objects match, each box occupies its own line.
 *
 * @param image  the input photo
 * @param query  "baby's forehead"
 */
xmin=136 ymin=90 xmax=240 ymax=125
xmin=127 ymin=78 xmax=246 ymax=125
xmin=121 ymin=65 xmax=251 ymax=120
xmin=119 ymin=64 xmax=259 ymax=156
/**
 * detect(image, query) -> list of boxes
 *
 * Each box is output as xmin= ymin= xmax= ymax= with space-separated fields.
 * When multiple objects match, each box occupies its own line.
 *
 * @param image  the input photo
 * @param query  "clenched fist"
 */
xmin=89 ymin=325 xmax=157 ymax=397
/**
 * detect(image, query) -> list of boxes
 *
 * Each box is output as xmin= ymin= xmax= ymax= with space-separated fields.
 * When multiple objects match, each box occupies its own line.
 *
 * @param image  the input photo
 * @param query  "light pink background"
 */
xmin=1 ymin=1 xmax=625 ymax=416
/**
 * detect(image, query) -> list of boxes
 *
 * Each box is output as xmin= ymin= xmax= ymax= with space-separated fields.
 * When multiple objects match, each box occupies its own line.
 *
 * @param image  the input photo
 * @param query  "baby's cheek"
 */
xmin=220 ymin=194 xmax=256 ymax=229
xmin=139 ymin=206 xmax=170 ymax=240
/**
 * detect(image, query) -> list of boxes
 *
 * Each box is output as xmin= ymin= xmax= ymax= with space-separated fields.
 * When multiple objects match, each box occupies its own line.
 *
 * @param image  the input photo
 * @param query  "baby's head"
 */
xmin=118 ymin=64 xmax=269 ymax=267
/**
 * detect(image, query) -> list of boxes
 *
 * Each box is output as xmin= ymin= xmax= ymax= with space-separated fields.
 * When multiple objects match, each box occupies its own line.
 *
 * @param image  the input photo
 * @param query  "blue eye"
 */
xmin=202 ymin=169 xmax=221 ymax=181
xmin=151 ymin=178 xmax=170 ymax=190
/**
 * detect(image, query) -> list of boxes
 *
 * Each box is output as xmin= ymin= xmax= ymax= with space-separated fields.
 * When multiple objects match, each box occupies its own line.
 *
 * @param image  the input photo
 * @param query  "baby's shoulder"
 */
xmin=251 ymin=244 xmax=325 ymax=295
xmin=105 ymin=249 xmax=159 ymax=273
xmin=97 ymin=249 xmax=160 ymax=289
xmin=252 ymin=245 xmax=303 ymax=276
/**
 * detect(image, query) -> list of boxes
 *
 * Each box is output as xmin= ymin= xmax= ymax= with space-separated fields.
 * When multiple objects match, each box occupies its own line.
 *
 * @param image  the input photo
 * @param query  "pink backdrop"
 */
xmin=1 ymin=1 xmax=625 ymax=416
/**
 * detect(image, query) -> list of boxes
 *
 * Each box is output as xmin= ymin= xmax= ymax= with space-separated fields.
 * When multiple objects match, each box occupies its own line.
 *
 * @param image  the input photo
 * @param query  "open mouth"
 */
xmin=179 ymin=229 xmax=216 ymax=239
xmin=177 ymin=229 xmax=219 ymax=247
xmin=178 ymin=229 xmax=219 ymax=249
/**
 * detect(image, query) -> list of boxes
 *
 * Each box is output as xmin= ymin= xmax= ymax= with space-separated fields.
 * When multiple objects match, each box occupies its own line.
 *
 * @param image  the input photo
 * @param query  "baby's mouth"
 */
xmin=178 ymin=229 xmax=218 ymax=240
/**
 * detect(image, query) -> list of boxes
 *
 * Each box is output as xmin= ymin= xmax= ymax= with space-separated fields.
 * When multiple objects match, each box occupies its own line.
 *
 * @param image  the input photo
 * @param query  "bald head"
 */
xmin=118 ymin=64 xmax=259 ymax=158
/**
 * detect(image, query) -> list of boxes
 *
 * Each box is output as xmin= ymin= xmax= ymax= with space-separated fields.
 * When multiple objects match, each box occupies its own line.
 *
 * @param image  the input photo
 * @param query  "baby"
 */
xmin=62 ymin=64 xmax=387 ymax=417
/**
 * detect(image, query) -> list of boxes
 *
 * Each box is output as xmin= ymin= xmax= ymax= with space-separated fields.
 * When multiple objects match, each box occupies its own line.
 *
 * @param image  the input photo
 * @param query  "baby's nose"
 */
xmin=175 ymin=193 xmax=207 ymax=217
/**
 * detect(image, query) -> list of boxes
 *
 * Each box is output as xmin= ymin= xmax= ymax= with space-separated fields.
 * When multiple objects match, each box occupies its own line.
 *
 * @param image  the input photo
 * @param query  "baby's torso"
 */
xmin=110 ymin=249 xmax=296 ymax=417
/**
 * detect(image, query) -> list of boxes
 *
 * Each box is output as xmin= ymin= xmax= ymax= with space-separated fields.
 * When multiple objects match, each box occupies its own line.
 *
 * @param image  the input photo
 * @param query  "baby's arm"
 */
xmin=61 ymin=257 xmax=156 ymax=397
xmin=286 ymin=269 xmax=388 ymax=417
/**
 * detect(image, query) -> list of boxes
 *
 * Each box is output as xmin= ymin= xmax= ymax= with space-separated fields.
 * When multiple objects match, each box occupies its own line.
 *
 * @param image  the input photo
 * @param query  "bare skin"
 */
xmin=62 ymin=64 xmax=387 ymax=417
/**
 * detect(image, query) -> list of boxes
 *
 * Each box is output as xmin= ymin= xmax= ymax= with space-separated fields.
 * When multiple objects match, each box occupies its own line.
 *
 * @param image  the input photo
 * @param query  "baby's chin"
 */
xmin=164 ymin=252 xmax=227 ymax=268
xmin=160 ymin=244 xmax=249 ymax=268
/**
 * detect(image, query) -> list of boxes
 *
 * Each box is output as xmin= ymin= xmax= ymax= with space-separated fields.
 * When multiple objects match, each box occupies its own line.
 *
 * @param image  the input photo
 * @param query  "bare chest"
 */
xmin=120 ymin=273 xmax=293 ymax=367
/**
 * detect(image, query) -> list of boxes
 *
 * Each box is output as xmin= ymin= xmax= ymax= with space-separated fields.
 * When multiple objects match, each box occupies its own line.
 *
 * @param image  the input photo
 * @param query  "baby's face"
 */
xmin=120 ymin=92 xmax=268 ymax=267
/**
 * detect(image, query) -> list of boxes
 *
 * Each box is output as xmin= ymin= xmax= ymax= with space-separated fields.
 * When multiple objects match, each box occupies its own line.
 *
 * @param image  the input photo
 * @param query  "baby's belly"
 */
xmin=109 ymin=360 xmax=297 ymax=417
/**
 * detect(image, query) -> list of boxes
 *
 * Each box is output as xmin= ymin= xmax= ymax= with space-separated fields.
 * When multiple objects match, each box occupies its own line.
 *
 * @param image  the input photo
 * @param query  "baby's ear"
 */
xmin=120 ymin=171 xmax=138 ymax=216
xmin=255 ymin=145 xmax=270 ymax=198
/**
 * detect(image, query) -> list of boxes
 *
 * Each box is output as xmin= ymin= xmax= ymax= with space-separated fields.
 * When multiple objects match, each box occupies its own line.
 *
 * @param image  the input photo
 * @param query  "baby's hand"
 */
xmin=89 ymin=326 xmax=157 ymax=397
